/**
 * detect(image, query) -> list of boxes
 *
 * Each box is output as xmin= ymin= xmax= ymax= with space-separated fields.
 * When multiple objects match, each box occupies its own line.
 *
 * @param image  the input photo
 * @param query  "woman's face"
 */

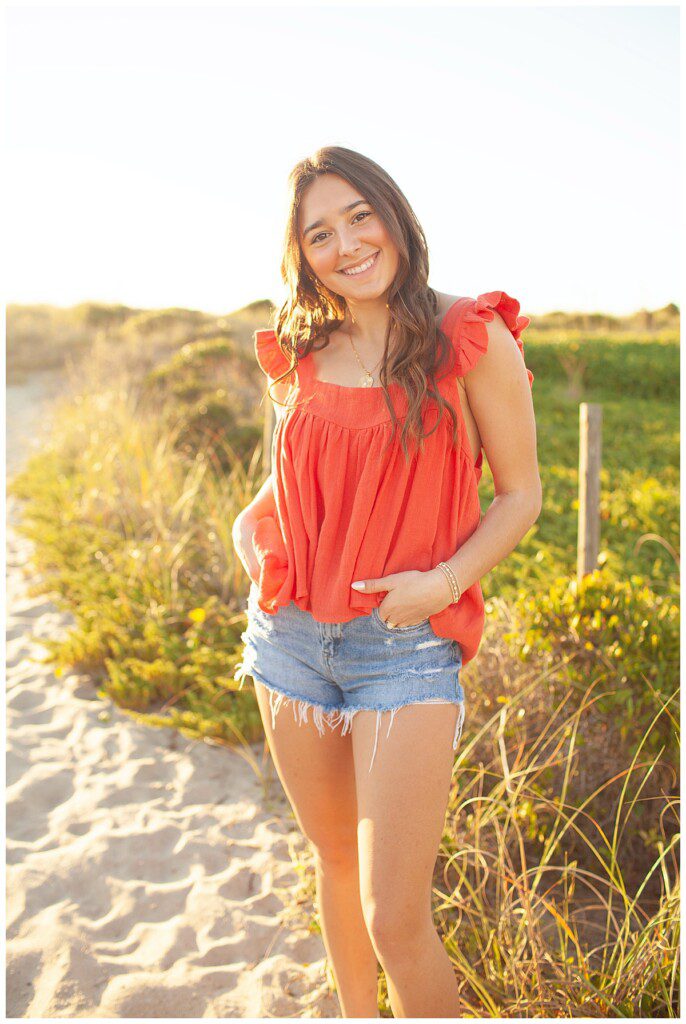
xmin=298 ymin=174 xmax=399 ymax=303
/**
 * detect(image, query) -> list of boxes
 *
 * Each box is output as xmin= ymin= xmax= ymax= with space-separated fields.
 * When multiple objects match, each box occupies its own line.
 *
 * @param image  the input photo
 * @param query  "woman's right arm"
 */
xmin=236 ymin=471 xmax=277 ymax=527
xmin=232 ymin=473 xmax=276 ymax=583
xmin=232 ymin=378 xmax=290 ymax=581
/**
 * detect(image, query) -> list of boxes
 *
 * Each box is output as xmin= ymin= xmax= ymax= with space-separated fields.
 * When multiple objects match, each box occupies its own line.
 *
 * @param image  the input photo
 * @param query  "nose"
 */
xmin=338 ymin=226 xmax=361 ymax=256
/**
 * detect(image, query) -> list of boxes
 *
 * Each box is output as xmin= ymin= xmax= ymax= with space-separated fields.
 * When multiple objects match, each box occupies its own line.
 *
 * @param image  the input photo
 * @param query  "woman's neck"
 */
xmin=342 ymin=297 xmax=393 ymax=347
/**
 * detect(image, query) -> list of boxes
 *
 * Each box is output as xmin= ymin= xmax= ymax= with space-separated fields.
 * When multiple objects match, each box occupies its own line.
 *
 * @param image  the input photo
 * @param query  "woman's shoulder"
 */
xmin=440 ymin=289 xmax=534 ymax=388
xmin=434 ymin=291 xmax=467 ymax=326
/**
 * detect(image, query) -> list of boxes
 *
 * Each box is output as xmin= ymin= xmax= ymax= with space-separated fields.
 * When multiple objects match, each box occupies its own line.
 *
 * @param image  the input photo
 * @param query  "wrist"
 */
xmin=426 ymin=566 xmax=454 ymax=606
xmin=431 ymin=562 xmax=463 ymax=605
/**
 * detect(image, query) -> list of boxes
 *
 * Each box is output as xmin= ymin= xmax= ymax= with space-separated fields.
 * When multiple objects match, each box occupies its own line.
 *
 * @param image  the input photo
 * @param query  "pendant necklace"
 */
xmin=345 ymin=328 xmax=378 ymax=387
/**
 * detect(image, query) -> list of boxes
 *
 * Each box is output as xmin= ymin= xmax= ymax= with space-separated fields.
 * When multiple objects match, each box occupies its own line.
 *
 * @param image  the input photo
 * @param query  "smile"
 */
xmin=338 ymin=250 xmax=380 ymax=277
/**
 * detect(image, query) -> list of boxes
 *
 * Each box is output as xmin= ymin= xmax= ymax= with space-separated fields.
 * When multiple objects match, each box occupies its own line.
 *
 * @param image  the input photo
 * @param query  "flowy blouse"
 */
xmin=249 ymin=291 xmax=534 ymax=666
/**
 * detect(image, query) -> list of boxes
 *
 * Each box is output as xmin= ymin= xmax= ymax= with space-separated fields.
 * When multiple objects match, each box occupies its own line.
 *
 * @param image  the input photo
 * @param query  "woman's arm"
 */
xmin=232 ymin=473 xmax=276 ymax=583
xmin=234 ymin=379 xmax=291 ymax=527
xmin=235 ymin=471 xmax=277 ymax=528
xmin=428 ymin=309 xmax=542 ymax=603
xmin=232 ymin=379 xmax=290 ymax=581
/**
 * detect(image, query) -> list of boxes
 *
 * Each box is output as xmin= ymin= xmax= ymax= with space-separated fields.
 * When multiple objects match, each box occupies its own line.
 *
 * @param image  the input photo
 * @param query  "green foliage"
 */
xmin=522 ymin=335 xmax=679 ymax=400
xmin=528 ymin=302 xmax=678 ymax=334
xmin=9 ymin=362 xmax=268 ymax=742
xmin=481 ymin=380 xmax=679 ymax=602
xmin=507 ymin=568 xmax=679 ymax=757
xmin=5 ymin=298 xmax=267 ymax=383
xmin=138 ymin=334 xmax=262 ymax=469
xmin=147 ymin=335 xmax=240 ymax=377
xmin=119 ymin=307 xmax=212 ymax=336
xmin=70 ymin=302 xmax=137 ymax=329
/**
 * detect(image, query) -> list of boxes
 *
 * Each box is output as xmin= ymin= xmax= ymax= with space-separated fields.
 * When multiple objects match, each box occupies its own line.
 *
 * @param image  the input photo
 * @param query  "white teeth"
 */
xmin=341 ymin=251 xmax=378 ymax=276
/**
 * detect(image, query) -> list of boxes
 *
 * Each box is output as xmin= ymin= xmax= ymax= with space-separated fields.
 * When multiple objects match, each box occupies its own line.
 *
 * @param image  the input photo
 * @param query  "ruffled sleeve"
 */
xmin=454 ymin=291 xmax=534 ymax=389
xmin=254 ymin=329 xmax=293 ymax=381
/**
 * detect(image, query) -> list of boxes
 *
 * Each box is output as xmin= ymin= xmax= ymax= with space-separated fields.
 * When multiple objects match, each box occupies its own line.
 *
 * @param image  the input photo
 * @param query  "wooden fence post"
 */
xmin=577 ymin=402 xmax=603 ymax=583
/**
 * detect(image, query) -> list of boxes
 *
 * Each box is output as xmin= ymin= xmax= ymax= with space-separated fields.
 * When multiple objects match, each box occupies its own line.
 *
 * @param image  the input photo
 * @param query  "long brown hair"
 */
xmin=265 ymin=145 xmax=460 ymax=463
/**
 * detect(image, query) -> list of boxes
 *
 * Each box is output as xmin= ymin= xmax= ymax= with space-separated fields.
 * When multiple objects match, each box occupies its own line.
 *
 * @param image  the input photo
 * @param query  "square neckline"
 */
xmin=301 ymin=297 xmax=464 ymax=392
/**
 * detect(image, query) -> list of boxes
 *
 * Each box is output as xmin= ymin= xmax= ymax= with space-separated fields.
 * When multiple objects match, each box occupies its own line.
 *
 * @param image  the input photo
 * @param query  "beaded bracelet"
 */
xmin=436 ymin=561 xmax=462 ymax=604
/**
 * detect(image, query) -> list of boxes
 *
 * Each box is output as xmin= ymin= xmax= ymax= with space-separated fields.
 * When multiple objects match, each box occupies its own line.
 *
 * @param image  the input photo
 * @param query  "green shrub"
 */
xmin=507 ymin=568 xmax=679 ymax=757
xmin=522 ymin=336 xmax=678 ymax=401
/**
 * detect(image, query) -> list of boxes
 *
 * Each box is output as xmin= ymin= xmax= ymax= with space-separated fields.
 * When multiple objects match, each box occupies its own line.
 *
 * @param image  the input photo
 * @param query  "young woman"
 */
xmin=232 ymin=146 xmax=541 ymax=1018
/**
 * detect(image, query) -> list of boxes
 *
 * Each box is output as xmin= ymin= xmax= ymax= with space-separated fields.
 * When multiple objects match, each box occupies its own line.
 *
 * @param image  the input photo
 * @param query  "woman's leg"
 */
xmin=351 ymin=701 xmax=463 ymax=1018
xmin=253 ymin=680 xmax=380 ymax=1018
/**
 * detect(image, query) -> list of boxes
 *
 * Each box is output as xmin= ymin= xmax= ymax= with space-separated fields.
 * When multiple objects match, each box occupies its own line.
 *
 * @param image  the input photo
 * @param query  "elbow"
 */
xmin=509 ymin=482 xmax=542 ymax=525
xmin=497 ymin=481 xmax=542 ymax=523
xmin=529 ymin=481 xmax=543 ymax=524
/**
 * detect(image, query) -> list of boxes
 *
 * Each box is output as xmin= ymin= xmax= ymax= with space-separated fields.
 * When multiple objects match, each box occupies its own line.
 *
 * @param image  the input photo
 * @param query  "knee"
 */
xmin=362 ymin=899 xmax=431 ymax=962
xmin=308 ymin=833 xmax=359 ymax=872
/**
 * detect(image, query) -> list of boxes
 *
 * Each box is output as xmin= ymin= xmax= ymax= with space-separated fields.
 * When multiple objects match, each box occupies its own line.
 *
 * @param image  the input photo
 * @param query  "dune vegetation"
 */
xmin=7 ymin=297 xmax=680 ymax=1017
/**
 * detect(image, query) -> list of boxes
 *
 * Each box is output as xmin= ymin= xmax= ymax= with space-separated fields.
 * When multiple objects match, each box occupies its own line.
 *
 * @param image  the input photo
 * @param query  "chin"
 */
xmin=336 ymin=273 xmax=391 ymax=296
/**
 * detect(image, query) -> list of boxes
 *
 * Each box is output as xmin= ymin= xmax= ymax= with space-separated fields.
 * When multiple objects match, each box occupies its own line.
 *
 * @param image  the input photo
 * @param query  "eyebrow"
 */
xmin=303 ymin=199 xmax=368 ymax=237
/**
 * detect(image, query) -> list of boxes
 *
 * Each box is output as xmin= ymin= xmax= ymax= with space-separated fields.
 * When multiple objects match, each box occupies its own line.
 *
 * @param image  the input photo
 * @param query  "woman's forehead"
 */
xmin=298 ymin=175 xmax=364 ymax=224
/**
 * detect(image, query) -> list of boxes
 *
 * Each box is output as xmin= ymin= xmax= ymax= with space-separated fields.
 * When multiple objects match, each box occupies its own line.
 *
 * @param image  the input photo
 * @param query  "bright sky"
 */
xmin=6 ymin=4 xmax=680 ymax=317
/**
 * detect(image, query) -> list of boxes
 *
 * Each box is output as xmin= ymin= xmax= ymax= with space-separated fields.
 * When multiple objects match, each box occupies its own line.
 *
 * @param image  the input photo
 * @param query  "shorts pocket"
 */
xmin=371 ymin=606 xmax=431 ymax=634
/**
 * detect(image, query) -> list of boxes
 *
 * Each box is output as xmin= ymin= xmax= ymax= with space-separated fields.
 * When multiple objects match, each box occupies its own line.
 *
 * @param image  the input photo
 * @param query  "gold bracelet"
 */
xmin=436 ymin=561 xmax=462 ymax=604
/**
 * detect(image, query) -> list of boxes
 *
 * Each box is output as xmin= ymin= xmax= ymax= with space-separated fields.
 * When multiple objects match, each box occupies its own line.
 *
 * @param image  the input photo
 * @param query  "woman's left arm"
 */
xmin=350 ymin=310 xmax=542 ymax=620
xmin=426 ymin=309 xmax=542 ymax=604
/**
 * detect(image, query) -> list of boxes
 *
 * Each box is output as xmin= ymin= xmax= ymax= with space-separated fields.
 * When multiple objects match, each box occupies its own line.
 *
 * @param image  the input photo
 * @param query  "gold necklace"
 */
xmin=345 ymin=328 xmax=379 ymax=387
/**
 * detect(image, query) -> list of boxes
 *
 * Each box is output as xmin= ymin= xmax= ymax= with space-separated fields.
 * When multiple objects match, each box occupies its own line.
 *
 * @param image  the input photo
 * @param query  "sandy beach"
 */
xmin=6 ymin=370 xmax=339 ymax=1018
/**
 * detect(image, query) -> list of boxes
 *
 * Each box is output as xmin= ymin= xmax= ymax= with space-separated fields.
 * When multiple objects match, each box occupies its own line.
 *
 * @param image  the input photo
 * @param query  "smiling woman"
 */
xmin=232 ymin=145 xmax=540 ymax=1019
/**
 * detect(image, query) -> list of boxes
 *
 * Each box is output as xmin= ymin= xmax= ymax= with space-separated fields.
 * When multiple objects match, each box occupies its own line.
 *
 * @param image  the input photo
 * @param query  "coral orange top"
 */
xmin=250 ymin=291 xmax=534 ymax=666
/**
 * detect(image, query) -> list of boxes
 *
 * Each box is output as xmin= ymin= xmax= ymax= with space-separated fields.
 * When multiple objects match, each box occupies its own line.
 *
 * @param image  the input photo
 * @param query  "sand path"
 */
xmin=6 ymin=369 xmax=338 ymax=1018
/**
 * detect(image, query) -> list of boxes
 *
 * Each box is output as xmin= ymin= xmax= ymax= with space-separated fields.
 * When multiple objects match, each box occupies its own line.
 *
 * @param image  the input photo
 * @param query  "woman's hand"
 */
xmin=232 ymin=512 xmax=261 ymax=585
xmin=351 ymin=569 xmax=454 ymax=627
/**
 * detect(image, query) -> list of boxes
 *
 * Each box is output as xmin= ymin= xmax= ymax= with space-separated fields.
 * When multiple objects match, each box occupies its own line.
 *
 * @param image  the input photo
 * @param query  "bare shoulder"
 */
xmin=482 ymin=307 xmax=522 ymax=357
xmin=433 ymin=290 xmax=464 ymax=324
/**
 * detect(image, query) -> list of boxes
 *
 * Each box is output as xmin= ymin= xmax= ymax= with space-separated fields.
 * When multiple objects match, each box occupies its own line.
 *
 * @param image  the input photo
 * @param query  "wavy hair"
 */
xmin=264 ymin=145 xmax=461 ymax=463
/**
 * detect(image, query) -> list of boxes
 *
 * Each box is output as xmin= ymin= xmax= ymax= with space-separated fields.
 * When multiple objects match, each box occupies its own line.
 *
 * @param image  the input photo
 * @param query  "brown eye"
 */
xmin=311 ymin=210 xmax=372 ymax=245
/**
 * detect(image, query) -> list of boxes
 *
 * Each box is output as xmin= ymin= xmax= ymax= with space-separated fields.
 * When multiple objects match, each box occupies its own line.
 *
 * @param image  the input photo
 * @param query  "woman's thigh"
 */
xmin=253 ymin=680 xmax=359 ymax=854
xmin=237 ymin=587 xmax=463 ymax=860
xmin=351 ymin=701 xmax=459 ymax=926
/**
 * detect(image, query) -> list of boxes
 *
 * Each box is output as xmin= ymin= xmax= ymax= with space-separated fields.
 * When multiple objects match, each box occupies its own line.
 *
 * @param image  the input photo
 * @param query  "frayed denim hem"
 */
xmin=358 ymin=698 xmax=465 ymax=774
xmin=234 ymin=651 xmax=465 ymax=774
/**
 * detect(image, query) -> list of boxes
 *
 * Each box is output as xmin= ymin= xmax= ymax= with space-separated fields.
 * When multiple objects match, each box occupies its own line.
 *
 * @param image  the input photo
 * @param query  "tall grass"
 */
xmin=436 ymin=672 xmax=679 ymax=1017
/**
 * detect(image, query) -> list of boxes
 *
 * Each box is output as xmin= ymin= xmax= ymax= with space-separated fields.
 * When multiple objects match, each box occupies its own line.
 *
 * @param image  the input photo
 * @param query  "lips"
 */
xmin=337 ymin=250 xmax=380 ymax=275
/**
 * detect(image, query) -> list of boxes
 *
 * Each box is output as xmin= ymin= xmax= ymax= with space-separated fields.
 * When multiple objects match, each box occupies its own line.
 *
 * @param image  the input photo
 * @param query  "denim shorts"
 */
xmin=234 ymin=582 xmax=465 ymax=773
